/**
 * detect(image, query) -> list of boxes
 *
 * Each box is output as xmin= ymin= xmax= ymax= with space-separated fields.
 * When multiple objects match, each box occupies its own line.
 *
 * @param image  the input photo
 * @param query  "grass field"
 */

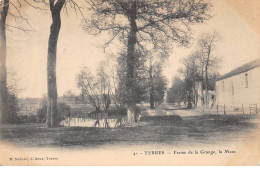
xmin=0 ymin=113 xmax=259 ymax=148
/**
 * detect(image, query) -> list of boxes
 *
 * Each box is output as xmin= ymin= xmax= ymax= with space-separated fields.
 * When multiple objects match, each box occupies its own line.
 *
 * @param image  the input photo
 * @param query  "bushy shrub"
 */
xmin=18 ymin=115 xmax=38 ymax=123
xmin=37 ymin=101 xmax=71 ymax=123
xmin=5 ymin=91 xmax=20 ymax=123
xmin=108 ymin=106 xmax=127 ymax=116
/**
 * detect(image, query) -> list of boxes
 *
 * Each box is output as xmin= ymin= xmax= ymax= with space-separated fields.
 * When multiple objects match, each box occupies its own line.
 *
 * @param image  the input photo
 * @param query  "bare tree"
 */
xmin=195 ymin=49 xmax=206 ymax=109
xmin=0 ymin=0 xmax=47 ymax=123
xmin=84 ymin=0 xmax=212 ymax=122
xmin=148 ymin=55 xmax=155 ymax=109
xmin=76 ymin=63 xmax=116 ymax=112
xmin=76 ymin=64 xmax=117 ymax=128
xmin=0 ymin=0 xmax=9 ymax=123
xmin=76 ymin=67 xmax=101 ymax=112
xmin=197 ymin=31 xmax=219 ymax=109
xmin=7 ymin=69 xmax=24 ymax=95
xmin=46 ymin=0 xmax=85 ymax=127
xmin=180 ymin=31 xmax=220 ymax=109
xmin=46 ymin=0 xmax=66 ymax=127
xmin=0 ymin=0 xmax=84 ymax=126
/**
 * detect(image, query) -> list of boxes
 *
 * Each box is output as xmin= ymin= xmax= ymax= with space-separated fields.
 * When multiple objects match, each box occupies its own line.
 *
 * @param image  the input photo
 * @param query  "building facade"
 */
xmin=18 ymin=98 xmax=41 ymax=116
xmin=215 ymin=58 xmax=260 ymax=112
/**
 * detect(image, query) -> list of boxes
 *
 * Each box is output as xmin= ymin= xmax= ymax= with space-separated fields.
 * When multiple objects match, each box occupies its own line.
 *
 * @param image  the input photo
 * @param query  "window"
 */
xmin=222 ymin=81 xmax=224 ymax=91
xmin=245 ymin=74 xmax=248 ymax=88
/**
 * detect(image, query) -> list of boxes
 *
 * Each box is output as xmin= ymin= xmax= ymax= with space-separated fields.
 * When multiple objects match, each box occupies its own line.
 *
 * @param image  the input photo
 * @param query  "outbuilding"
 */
xmin=215 ymin=58 xmax=260 ymax=114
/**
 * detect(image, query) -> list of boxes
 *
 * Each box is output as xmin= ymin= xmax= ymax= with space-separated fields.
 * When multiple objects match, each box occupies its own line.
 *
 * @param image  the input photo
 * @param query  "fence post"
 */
xmin=217 ymin=105 xmax=218 ymax=115
xmin=242 ymin=104 xmax=244 ymax=114
xmin=224 ymin=104 xmax=226 ymax=115
xmin=256 ymin=104 xmax=258 ymax=114
xmin=250 ymin=104 xmax=251 ymax=115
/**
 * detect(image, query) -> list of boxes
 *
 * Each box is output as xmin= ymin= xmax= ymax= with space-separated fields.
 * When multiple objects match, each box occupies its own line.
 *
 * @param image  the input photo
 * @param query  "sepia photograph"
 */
xmin=0 ymin=0 xmax=259 ymax=166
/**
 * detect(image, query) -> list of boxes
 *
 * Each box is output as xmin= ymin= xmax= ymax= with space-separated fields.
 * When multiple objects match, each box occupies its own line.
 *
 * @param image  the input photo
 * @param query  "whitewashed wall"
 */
xmin=216 ymin=67 xmax=260 ymax=107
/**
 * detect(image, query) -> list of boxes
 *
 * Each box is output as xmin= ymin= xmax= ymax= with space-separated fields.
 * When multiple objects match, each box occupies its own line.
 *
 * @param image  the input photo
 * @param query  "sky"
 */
xmin=6 ymin=0 xmax=260 ymax=98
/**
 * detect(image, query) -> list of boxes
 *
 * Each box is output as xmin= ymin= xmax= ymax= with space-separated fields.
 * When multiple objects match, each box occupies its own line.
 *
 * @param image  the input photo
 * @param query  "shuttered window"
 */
xmin=245 ymin=74 xmax=248 ymax=88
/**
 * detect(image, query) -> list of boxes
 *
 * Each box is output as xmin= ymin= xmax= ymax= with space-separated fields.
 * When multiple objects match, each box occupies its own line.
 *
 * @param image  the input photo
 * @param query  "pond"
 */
xmin=61 ymin=116 xmax=128 ymax=128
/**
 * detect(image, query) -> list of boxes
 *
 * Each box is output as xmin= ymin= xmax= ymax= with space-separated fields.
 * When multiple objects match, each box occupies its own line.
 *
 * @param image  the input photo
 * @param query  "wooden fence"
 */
xmin=214 ymin=104 xmax=258 ymax=115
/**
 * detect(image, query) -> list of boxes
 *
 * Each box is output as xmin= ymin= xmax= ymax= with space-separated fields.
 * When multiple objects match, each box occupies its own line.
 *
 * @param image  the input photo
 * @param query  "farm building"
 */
xmin=18 ymin=98 xmax=41 ymax=115
xmin=215 ymin=58 xmax=260 ymax=113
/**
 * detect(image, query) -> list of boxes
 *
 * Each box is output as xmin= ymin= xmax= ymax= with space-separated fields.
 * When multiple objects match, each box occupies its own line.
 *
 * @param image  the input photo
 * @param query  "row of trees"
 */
xmin=1 ymin=0 xmax=213 ymax=127
xmin=167 ymin=32 xmax=220 ymax=109
xmin=167 ymin=77 xmax=186 ymax=107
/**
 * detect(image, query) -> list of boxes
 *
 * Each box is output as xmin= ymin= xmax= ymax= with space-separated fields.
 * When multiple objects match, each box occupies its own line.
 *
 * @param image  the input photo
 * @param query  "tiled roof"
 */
xmin=218 ymin=58 xmax=260 ymax=81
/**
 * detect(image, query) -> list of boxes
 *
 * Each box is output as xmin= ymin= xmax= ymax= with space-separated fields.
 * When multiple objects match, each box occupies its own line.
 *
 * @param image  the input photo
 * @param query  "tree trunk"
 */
xmin=150 ymin=84 xmax=155 ymax=109
xmin=186 ymin=69 xmax=192 ymax=109
xmin=126 ymin=1 xmax=138 ymax=123
xmin=205 ymin=46 xmax=211 ymax=109
xmin=187 ymin=90 xmax=192 ymax=108
xmin=149 ymin=62 xmax=155 ymax=109
xmin=46 ymin=2 xmax=64 ymax=127
xmin=127 ymin=108 xmax=135 ymax=124
xmin=193 ymin=82 xmax=197 ymax=108
xmin=205 ymin=67 xmax=208 ymax=109
xmin=0 ymin=0 xmax=9 ymax=124
xmin=201 ymin=68 xmax=204 ymax=110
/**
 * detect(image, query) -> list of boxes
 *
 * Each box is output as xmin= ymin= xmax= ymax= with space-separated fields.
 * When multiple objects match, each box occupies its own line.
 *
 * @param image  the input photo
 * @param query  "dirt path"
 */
xmin=145 ymin=107 xmax=209 ymax=117
xmin=165 ymin=109 xmax=209 ymax=117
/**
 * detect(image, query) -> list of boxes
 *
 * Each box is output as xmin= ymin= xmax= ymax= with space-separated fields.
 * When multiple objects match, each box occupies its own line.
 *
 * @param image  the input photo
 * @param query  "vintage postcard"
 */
xmin=0 ymin=0 xmax=259 ymax=166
